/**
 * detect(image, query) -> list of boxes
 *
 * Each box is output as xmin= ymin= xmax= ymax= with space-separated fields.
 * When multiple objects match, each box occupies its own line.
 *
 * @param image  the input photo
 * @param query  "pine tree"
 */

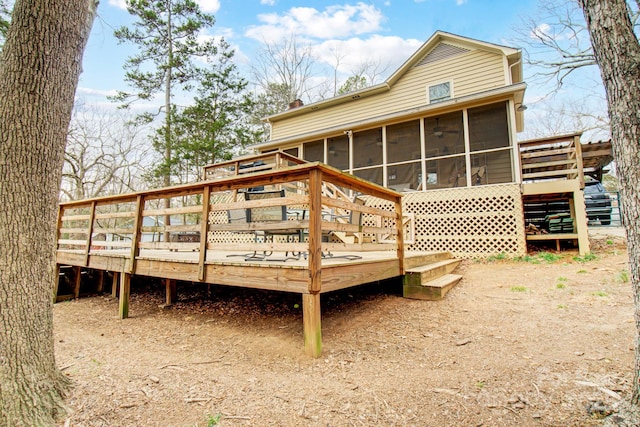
xmin=111 ymin=0 xmax=217 ymax=188
xmin=170 ymin=38 xmax=259 ymax=182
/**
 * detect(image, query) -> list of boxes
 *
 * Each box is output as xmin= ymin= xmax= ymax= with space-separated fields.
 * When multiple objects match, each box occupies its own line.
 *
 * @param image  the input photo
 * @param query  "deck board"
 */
xmin=57 ymin=249 xmax=435 ymax=294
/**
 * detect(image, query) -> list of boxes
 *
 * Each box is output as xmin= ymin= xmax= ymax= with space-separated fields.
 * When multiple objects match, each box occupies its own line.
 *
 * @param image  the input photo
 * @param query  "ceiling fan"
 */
xmin=432 ymin=117 xmax=459 ymax=138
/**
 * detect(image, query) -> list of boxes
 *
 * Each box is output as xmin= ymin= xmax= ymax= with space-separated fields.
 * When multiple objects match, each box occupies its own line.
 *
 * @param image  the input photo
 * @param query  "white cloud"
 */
xmin=197 ymin=0 xmax=220 ymax=13
xmin=456 ymin=0 xmax=468 ymax=5
xmin=315 ymin=35 xmax=422 ymax=78
xmin=108 ymin=0 xmax=127 ymax=9
xmin=260 ymin=0 xmax=276 ymax=5
xmin=107 ymin=0 xmax=219 ymax=13
xmin=245 ymin=3 xmax=385 ymax=42
xmin=77 ymin=87 xmax=119 ymax=98
xmin=530 ymin=23 xmax=552 ymax=40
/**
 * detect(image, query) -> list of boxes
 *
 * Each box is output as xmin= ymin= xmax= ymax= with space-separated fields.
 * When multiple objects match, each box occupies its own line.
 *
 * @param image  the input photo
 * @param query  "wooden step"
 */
xmin=403 ymin=251 xmax=453 ymax=270
xmin=404 ymin=258 xmax=461 ymax=284
xmin=403 ymin=273 xmax=462 ymax=300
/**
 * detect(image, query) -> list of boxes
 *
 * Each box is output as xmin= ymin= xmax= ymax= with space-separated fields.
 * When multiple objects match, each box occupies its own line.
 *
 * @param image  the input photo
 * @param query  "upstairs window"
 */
xmin=427 ymin=81 xmax=452 ymax=104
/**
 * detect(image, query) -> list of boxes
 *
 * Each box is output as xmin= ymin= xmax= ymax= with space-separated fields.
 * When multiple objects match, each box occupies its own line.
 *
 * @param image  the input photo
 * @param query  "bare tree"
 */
xmin=511 ymin=0 xmax=637 ymax=138
xmin=578 ymin=0 xmax=640 ymax=415
xmin=0 ymin=1 xmax=97 ymax=425
xmin=61 ymin=106 xmax=151 ymax=201
xmin=252 ymin=35 xmax=316 ymax=107
xmin=516 ymin=0 xmax=596 ymax=88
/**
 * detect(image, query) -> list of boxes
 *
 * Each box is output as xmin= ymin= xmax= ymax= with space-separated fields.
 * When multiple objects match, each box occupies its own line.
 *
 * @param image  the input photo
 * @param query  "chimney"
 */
xmin=289 ymin=99 xmax=304 ymax=109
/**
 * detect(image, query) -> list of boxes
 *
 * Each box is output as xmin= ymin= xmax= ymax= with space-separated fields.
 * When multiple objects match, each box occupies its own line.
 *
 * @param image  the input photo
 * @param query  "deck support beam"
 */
xmin=303 ymin=292 xmax=322 ymax=357
xmin=73 ymin=266 xmax=82 ymax=299
xmin=165 ymin=279 xmax=177 ymax=306
xmin=96 ymin=270 xmax=104 ymax=293
xmin=118 ymin=273 xmax=131 ymax=319
xmin=111 ymin=271 xmax=119 ymax=298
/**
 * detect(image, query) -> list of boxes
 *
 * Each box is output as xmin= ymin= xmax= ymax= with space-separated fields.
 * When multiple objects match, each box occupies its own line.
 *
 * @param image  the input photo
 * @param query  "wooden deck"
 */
xmin=57 ymin=248 xmax=428 ymax=295
xmin=55 ymin=161 xmax=413 ymax=357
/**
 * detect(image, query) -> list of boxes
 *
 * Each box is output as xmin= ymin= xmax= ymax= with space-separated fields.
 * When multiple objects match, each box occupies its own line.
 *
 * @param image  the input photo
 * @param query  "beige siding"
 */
xmin=271 ymin=48 xmax=507 ymax=141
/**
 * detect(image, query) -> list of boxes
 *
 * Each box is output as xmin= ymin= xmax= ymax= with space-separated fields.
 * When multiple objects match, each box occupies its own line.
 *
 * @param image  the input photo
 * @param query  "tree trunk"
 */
xmin=0 ymin=1 xmax=97 ymax=425
xmin=579 ymin=0 xmax=640 ymax=405
xmin=163 ymin=1 xmax=173 ymax=242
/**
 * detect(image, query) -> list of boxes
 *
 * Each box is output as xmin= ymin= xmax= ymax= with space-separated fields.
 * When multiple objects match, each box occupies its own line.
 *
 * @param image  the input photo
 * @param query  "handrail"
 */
xmin=57 ymin=162 xmax=405 ymax=291
xmin=519 ymin=133 xmax=585 ymax=188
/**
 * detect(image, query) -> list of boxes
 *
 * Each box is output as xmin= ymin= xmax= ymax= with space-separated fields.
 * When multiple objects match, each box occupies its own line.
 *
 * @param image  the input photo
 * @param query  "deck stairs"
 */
xmin=403 ymin=251 xmax=462 ymax=300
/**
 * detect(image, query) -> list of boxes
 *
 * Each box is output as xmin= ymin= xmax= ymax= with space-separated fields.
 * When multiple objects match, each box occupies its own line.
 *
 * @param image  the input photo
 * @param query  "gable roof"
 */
xmin=264 ymin=30 xmax=522 ymax=124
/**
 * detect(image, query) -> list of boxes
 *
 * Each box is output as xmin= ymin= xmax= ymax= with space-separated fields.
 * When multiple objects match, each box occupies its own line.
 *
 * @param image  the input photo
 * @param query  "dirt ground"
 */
xmin=55 ymin=230 xmax=635 ymax=426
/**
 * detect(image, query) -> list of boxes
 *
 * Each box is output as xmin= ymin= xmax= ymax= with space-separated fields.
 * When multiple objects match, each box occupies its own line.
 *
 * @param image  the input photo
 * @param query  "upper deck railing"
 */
xmin=519 ymin=133 xmax=585 ymax=188
xmin=56 ymin=162 xmax=405 ymax=289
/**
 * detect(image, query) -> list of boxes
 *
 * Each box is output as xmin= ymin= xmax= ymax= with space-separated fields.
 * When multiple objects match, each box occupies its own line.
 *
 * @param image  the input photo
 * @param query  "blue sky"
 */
xmin=79 ymin=0 xmax=540 ymax=108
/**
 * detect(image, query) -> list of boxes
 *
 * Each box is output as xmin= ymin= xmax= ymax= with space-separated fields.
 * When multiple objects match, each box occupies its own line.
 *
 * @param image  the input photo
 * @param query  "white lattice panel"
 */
xmin=365 ymin=184 xmax=526 ymax=258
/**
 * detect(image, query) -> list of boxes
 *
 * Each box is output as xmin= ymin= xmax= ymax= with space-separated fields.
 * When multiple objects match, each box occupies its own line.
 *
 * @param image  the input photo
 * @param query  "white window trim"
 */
xmin=426 ymin=80 xmax=454 ymax=104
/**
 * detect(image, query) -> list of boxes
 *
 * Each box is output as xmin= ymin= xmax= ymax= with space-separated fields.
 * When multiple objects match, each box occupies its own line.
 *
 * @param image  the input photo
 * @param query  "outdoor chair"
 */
xmin=316 ymin=195 xmax=364 ymax=261
xmin=227 ymin=190 xmax=303 ymax=261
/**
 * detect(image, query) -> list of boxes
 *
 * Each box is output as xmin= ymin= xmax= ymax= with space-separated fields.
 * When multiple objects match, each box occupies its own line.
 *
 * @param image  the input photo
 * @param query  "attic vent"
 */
xmin=417 ymin=43 xmax=470 ymax=66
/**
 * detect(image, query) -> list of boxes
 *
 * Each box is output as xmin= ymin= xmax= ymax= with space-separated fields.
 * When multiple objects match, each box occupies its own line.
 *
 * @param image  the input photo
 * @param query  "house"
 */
xmin=254 ymin=31 xmax=602 ymax=257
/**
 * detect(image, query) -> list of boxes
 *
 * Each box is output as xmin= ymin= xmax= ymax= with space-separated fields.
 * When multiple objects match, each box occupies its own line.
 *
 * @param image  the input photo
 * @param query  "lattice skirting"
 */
xmin=403 ymin=184 xmax=526 ymax=258
xmin=365 ymin=184 xmax=526 ymax=258
xmin=207 ymin=185 xmax=527 ymax=257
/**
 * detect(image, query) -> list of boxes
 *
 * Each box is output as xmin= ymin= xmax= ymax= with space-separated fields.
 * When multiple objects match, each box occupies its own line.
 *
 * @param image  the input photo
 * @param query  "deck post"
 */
xmin=73 ymin=266 xmax=82 ymax=299
xmin=127 ymin=194 xmax=144 ymax=274
xmin=307 ymin=169 xmax=323 ymax=293
xmin=573 ymin=134 xmax=585 ymax=189
xmin=118 ymin=272 xmax=131 ymax=319
xmin=571 ymin=187 xmax=590 ymax=255
xmin=165 ymin=278 xmax=177 ymax=306
xmin=394 ymin=195 xmax=405 ymax=275
xmin=111 ymin=271 xmax=119 ymax=298
xmin=83 ymin=201 xmax=96 ymax=267
xmin=96 ymin=269 xmax=104 ymax=293
xmin=198 ymin=185 xmax=211 ymax=281
xmin=303 ymin=169 xmax=323 ymax=357
xmin=302 ymin=292 xmax=322 ymax=357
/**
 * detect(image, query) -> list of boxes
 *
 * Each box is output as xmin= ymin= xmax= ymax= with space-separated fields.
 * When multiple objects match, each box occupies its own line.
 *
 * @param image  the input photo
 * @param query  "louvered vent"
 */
xmin=416 ymin=43 xmax=470 ymax=67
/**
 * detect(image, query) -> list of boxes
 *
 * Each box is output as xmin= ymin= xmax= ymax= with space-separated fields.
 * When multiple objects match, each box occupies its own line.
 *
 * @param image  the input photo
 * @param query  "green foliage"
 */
xmin=206 ymin=413 xmax=222 ymax=426
xmin=556 ymin=283 xmax=566 ymax=289
xmin=486 ymin=252 xmax=508 ymax=262
xmin=538 ymin=251 xmax=561 ymax=263
xmin=513 ymin=254 xmax=539 ymax=263
xmin=591 ymin=290 xmax=608 ymax=297
xmin=338 ymin=75 xmax=369 ymax=95
xmin=513 ymin=251 xmax=560 ymax=264
xmin=617 ymin=270 xmax=629 ymax=283
xmin=156 ymin=38 xmax=258 ymax=182
xmin=510 ymin=285 xmax=528 ymax=292
xmin=573 ymin=253 xmax=597 ymax=263
xmin=0 ymin=0 xmax=10 ymax=48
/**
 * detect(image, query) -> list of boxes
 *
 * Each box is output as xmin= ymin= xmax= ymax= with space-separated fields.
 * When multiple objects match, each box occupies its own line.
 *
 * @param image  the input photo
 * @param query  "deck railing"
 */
xmin=519 ymin=133 xmax=585 ymax=188
xmin=201 ymin=151 xmax=307 ymax=181
xmin=56 ymin=162 xmax=405 ymax=288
